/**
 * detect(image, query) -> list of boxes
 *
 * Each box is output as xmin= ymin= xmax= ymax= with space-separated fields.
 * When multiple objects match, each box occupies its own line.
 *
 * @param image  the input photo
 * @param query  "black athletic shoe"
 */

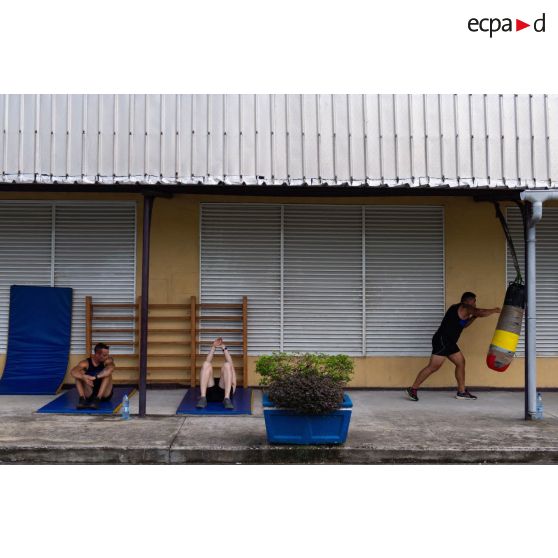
xmin=87 ymin=397 xmax=97 ymax=409
xmin=196 ymin=396 xmax=207 ymax=409
xmin=456 ymin=390 xmax=477 ymax=400
xmin=77 ymin=397 xmax=90 ymax=410
xmin=406 ymin=387 xmax=419 ymax=401
xmin=223 ymin=398 xmax=234 ymax=410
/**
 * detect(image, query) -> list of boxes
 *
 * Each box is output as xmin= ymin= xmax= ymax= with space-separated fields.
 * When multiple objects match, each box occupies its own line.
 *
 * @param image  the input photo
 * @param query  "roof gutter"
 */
xmin=0 ymin=182 xmax=524 ymax=200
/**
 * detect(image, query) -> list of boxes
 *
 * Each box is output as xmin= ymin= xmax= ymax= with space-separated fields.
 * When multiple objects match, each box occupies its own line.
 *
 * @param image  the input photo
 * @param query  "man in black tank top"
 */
xmin=70 ymin=343 xmax=115 ymax=409
xmin=406 ymin=292 xmax=500 ymax=402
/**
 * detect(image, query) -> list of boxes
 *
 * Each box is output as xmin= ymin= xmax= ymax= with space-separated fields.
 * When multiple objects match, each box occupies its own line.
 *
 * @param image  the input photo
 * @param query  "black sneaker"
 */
xmin=456 ymin=390 xmax=477 ymax=400
xmin=98 ymin=390 xmax=113 ymax=403
xmin=87 ymin=397 xmax=97 ymax=409
xmin=196 ymin=396 xmax=207 ymax=409
xmin=406 ymin=387 xmax=419 ymax=401
xmin=223 ymin=398 xmax=234 ymax=410
xmin=77 ymin=397 xmax=90 ymax=410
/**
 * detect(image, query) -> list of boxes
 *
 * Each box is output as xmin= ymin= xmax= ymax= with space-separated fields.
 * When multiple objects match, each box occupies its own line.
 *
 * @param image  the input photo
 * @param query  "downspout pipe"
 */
xmin=519 ymin=191 xmax=558 ymax=419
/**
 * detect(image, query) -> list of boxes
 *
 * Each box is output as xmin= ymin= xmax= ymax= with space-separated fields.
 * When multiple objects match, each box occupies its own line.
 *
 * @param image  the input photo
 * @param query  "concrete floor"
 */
xmin=1 ymin=389 xmax=558 ymax=463
xmin=128 ymin=388 xmax=188 ymax=416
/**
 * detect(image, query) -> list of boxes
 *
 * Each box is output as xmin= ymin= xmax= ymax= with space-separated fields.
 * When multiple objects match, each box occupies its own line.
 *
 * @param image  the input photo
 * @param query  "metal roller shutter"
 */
xmin=200 ymin=203 xmax=444 ymax=357
xmin=283 ymin=205 xmax=363 ymax=355
xmin=0 ymin=201 xmax=136 ymax=354
xmin=365 ymin=206 xmax=445 ymax=355
xmin=507 ymin=207 xmax=558 ymax=355
xmin=0 ymin=204 xmax=53 ymax=349
xmin=200 ymin=204 xmax=282 ymax=354
xmin=54 ymin=203 xmax=137 ymax=353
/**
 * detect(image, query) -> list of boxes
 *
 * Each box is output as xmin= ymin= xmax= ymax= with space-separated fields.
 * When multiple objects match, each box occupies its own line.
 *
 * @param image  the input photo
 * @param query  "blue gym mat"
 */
xmin=0 ymin=285 xmax=73 ymax=395
xmin=37 ymin=387 xmax=136 ymax=415
xmin=176 ymin=387 xmax=252 ymax=415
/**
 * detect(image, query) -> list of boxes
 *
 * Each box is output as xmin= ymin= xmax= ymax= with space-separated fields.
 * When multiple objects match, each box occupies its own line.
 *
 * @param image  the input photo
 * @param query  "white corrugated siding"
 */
xmin=1 ymin=94 xmax=558 ymax=188
xmin=0 ymin=201 xmax=136 ymax=353
xmin=201 ymin=203 xmax=444 ymax=356
xmin=507 ymin=207 xmax=558 ymax=356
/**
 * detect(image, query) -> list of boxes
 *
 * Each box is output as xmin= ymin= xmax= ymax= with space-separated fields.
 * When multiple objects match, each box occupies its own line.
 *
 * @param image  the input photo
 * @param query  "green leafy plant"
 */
xmin=256 ymin=352 xmax=354 ymax=414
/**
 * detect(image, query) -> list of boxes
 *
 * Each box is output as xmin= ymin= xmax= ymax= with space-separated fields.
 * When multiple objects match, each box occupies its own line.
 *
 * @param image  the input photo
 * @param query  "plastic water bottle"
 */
xmin=536 ymin=392 xmax=543 ymax=420
xmin=122 ymin=394 xmax=130 ymax=420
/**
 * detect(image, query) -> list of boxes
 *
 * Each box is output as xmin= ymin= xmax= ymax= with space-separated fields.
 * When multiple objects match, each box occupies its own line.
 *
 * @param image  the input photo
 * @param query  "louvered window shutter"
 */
xmin=0 ymin=201 xmax=136 ymax=354
xmin=54 ymin=203 xmax=137 ymax=353
xmin=283 ymin=205 xmax=363 ymax=355
xmin=200 ymin=204 xmax=282 ymax=354
xmin=0 ymin=204 xmax=53 ymax=349
xmin=365 ymin=206 xmax=445 ymax=356
xmin=201 ymin=203 xmax=444 ymax=357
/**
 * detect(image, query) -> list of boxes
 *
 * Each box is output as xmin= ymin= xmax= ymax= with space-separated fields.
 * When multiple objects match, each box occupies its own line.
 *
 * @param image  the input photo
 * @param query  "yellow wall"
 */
xmin=1 ymin=191 xmax=557 ymax=388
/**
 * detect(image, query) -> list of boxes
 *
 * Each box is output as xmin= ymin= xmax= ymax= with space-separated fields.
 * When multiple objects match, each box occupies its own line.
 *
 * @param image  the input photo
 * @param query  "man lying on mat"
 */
xmin=70 ymin=343 xmax=115 ymax=409
xmin=196 ymin=337 xmax=236 ymax=410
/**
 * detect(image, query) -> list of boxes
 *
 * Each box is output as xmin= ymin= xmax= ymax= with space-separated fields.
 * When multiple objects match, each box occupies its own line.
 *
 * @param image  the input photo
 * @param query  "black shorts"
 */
xmin=90 ymin=376 xmax=113 ymax=401
xmin=206 ymin=379 xmax=233 ymax=403
xmin=431 ymin=332 xmax=460 ymax=357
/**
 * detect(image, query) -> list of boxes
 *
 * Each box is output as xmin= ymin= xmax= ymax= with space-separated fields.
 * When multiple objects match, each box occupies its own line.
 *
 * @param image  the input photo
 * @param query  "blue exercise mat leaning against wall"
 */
xmin=0 ymin=285 xmax=73 ymax=395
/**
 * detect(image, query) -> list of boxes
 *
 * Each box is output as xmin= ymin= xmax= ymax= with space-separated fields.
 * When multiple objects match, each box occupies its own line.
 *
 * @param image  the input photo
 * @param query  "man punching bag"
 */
xmin=486 ymin=282 xmax=525 ymax=372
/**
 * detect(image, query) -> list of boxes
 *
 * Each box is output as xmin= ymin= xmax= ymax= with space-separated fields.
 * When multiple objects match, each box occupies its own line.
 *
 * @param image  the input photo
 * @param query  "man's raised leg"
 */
xmin=220 ymin=362 xmax=234 ymax=409
xmin=196 ymin=362 xmax=214 ymax=408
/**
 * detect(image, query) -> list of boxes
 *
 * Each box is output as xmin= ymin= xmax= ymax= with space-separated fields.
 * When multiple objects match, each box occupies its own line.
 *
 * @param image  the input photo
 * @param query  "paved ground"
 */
xmin=1 ymin=389 xmax=558 ymax=464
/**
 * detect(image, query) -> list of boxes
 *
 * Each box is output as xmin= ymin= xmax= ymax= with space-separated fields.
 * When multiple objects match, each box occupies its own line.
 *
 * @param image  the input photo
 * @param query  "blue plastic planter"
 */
xmin=262 ymin=393 xmax=353 ymax=445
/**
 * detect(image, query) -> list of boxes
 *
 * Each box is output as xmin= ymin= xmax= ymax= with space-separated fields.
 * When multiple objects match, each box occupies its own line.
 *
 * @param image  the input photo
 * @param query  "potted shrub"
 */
xmin=257 ymin=353 xmax=354 ymax=445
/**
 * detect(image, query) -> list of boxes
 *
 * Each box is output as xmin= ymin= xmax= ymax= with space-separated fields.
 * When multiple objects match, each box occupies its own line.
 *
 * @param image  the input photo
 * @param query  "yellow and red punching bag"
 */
xmin=486 ymin=282 xmax=525 ymax=372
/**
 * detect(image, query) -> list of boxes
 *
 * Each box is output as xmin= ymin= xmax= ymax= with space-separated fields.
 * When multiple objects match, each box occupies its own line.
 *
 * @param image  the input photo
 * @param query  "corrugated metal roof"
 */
xmin=1 ymin=94 xmax=557 ymax=189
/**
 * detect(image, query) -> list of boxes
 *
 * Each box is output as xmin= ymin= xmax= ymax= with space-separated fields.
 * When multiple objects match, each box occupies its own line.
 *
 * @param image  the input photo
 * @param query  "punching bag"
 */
xmin=486 ymin=282 xmax=525 ymax=372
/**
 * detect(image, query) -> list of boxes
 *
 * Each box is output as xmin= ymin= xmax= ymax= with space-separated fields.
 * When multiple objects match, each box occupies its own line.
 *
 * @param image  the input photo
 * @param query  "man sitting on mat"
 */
xmin=70 ymin=342 xmax=115 ymax=409
xmin=196 ymin=337 xmax=236 ymax=410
